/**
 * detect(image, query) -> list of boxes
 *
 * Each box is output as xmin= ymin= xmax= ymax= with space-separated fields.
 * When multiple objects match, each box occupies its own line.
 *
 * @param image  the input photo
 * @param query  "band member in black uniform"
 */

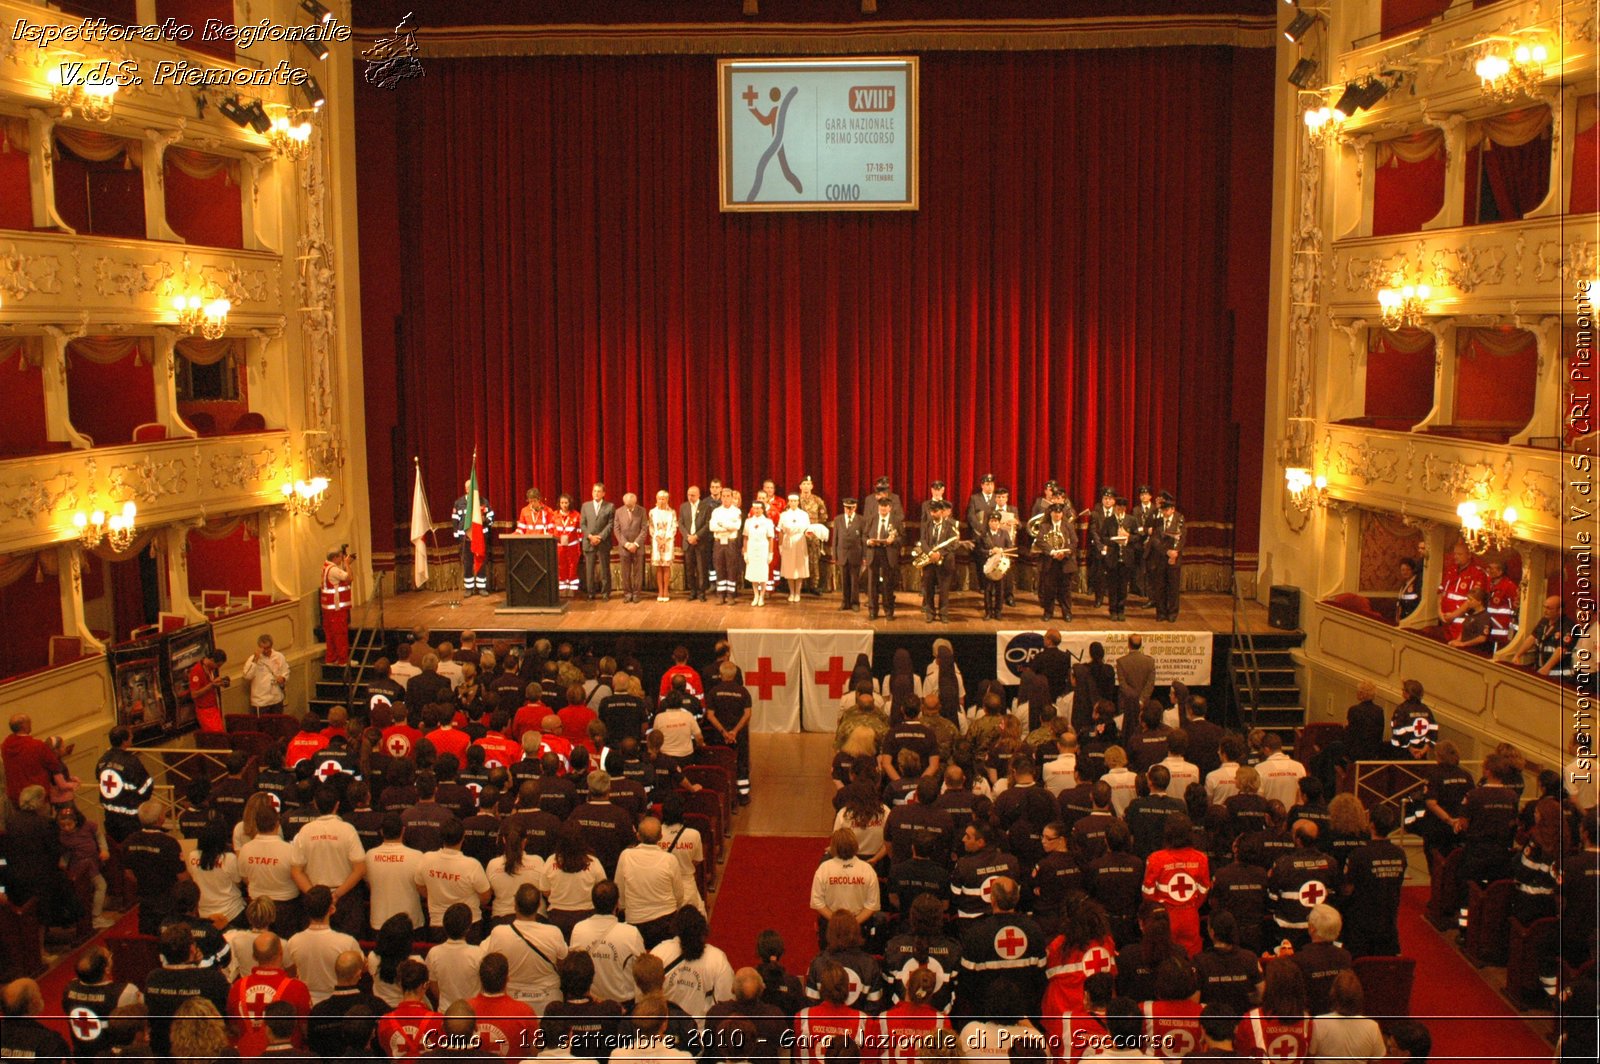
xmin=1151 ymin=492 xmax=1185 ymax=622
xmin=916 ymin=499 xmax=961 ymax=624
xmin=919 ymin=480 xmax=951 ymax=531
xmin=1101 ymin=497 xmax=1140 ymax=622
xmin=1087 ymin=488 xmax=1117 ymax=609
xmin=966 ymin=473 xmax=999 ymax=591
xmin=979 ymin=509 xmax=1016 ymax=621
xmin=831 ymin=498 xmax=867 ymax=611
xmin=1129 ymin=485 xmax=1158 ymax=602
xmin=987 ymin=488 xmax=1020 ymax=607
xmin=866 ymin=494 xmax=902 ymax=620
xmin=1032 ymin=503 xmax=1078 ymax=622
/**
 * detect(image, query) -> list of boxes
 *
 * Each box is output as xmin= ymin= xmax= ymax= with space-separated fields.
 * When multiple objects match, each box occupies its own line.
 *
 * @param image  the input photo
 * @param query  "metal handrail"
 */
xmin=1230 ymin=573 xmax=1264 ymax=732
xmin=1353 ymin=757 xmax=1485 ymax=843
xmin=116 ymin=745 xmax=234 ymax=823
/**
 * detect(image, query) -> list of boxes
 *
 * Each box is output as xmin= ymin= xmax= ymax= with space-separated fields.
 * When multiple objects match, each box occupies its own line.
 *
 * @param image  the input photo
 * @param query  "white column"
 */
xmin=1512 ymin=316 xmax=1567 ymax=445
xmin=142 ymin=130 xmax=183 ymax=242
xmin=39 ymin=327 xmax=92 ymax=449
xmin=1413 ymin=319 xmax=1457 ymax=431
xmin=1524 ymin=94 xmax=1568 ymax=219
xmin=26 ymin=109 xmax=71 ymax=231
xmin=1421 ymin=115 xmax=1465 ymax=230
xmin=151 ymin=328 xmax=197 ymax=438
xmin=163 ymin=524 xmax=206 ymax=623
xmin=56 ymin=545 xmax=105 ymax=654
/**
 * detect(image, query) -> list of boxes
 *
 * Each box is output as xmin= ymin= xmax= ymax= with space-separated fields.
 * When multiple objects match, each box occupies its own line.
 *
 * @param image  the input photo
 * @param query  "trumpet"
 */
xmin=912 ymin=534 xmax=961 ymax=568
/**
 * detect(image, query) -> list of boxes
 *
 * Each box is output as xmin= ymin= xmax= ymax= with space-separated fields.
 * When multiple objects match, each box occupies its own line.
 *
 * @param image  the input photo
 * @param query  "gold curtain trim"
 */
xmin=174 ymin=336 xmax=238 ymax=366
xmin=190 ymin=514 xmax=252 ymax=541
xmin=68 ymin=336 xmax=148 ymax=366
xmin=165 ymin=146 xmax=237 ymax=186
xmin=1464 ymin=105 xmax=1552 ymax=151
xmin=0 ymin=336 xmax=42 ymax=368
xmin=1371 ymin=326 xmax=1437 ymax=356
xmin=1375 ymin=128 xmax=1444 ymax=167
xmin=0 ymin=116 xmax=27 ymax=153
xmin=54 ymin=126 xmax=141 ymax=168
xmin=0 ymin=551 xmax=57 ymax=589
xmin=350 ymin=14 xmax=1278 ymax=57
xmin=1457 ymin=326 xmax=1536 ymax=359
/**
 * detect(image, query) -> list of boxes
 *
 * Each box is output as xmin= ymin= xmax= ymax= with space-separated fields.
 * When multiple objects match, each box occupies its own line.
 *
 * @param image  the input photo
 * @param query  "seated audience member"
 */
xmin=1307 ymin=970 xmax=1385 ymax=1063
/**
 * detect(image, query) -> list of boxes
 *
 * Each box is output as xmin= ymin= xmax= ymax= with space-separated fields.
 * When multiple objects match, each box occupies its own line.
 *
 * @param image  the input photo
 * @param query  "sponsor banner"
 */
xmin=995 ymin=630 xmax=1213 ymax=686
xmin=729 ymin=630 xmax=874 ymax=733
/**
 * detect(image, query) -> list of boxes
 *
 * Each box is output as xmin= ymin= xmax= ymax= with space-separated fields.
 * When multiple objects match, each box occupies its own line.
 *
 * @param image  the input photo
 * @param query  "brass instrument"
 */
xmin=1025 ymin=511 xmax=1047 ymax=535
xmin=912 ymin=534 xmax=961 ymax=568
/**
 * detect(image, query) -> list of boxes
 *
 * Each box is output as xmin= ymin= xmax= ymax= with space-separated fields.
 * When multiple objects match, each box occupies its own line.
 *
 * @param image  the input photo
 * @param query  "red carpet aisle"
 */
xmin=1396 ymin=886 xmax=1551 ymax=1060
xmin=709 ymin=835 xmax=833 ymax=971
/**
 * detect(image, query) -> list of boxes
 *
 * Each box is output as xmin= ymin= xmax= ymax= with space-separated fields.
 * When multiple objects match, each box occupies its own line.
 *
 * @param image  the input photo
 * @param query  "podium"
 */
xmin=497 ymin=534 xmax=564 ymax=614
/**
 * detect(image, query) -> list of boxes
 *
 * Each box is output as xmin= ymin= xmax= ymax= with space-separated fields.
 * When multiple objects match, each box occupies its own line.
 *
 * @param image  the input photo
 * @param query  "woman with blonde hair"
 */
xmin=832 ymin=725 xmax=879 ymax=791
xmin=232 ymin=790 xmax=276 ymax=851
xmin=167 ymin=997 xmax=235 ymax=1063
xmin=1325 ymin=792 xmax=1371 ymax=868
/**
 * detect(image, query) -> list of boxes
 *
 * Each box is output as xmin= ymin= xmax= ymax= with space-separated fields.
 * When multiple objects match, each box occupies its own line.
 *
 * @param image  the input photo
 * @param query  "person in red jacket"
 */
xmin=377 ymin=960 xmax=441 ymax=1062
xmin=875 ymin=966 xmax=950 ymax=1064
xmin=658 ymin=645 xmax=704 ymax=700
xmin=285 ymin=716 xmax=331 ymax=768
xmin=1042 ymin=899 xmax=1118 ymax=1020
xmin=794 ymin=961 xmax=873 ymax=1064
xmin=1052 ymin=972 xmax=1113 ymax=1063
xmin=1143 ymin=958 xmax=1204 ymax=1059
xmin=1484 ymin=555 xmax=1520 ymax=649
xmin=1438 ymin=540 xmax=1488 ymax=640
xmin=1142 ymin=816 xmax=1211 ymax=956
xmin=380 ymin=704 xmax=425 ymax=760
xmin=227 ymin=932 xmax=311 ymax=1049
xmin=1233 ymin=959 xmax=1313 ymax=1061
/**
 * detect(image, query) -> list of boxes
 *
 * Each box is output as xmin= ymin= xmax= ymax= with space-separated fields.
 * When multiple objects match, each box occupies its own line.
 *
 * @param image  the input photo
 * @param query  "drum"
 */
xmin=984 ymin=553 xmax=1012 ymax=581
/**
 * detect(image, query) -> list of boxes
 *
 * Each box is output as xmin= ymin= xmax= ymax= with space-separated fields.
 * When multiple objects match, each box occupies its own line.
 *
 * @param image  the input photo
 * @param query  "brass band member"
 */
xmin=1101 ymin=496 xmax=1141 ymax=622
xmin=1087 ymin=487 xmax=1118 ymax=609
xmin=916 ymin=499 xmax=961 ymax=624
xmin=979 ymin=509 xmax=1016 ymax=621
xmin=1151 ymin=492 xmax=1185 ymax=622
xmin=866 ymin=495 xmax=901 ymax=621
xmin=1033 ymin=502 xmax=1078 ymax=622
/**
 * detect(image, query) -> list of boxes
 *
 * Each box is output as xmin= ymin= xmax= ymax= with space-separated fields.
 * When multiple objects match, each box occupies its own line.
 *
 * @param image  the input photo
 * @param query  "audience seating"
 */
xmin=105 ymin=933 xmax=162 ymax=988
xmin=1294 ymin=722 xmax=1345 ymax=769
xmin=0 ymin=895 xmax=43 ymax=981
xmin=681 ymin=789 xmax=725 ymax=845
xmin=131 ymin=422 xmax=168 ymax=443
xmin=233 ymin=411 xmax=267 ymax=433
xmin=682 ymin=810 xmax=718 ymax=870
xmin=47 ymin=634 xmax=84 ymax=666
xmin=201 ymin=589 xmax=233 ymax=616
xmin=158 ymin=611 xmax=188 ymax=633
xmin=1352 ymin=955 xmax=1416 ymax=1030
xmin=1426 ymin=849 xmax=1465 ymax=931
xmin=1504 ymin=915 xmax=1560 ymax=1007
xmin=227 ymin=730 xmax=275 ymax=761
xmin=1462 ymin=879 xmax=1515 ymax=966
xmin=248 ymin=590 xmax=276 ymax=609
xmin=699 ymin=744 xmax=738 ymax=780
xmin=681 ymin=764 xmax=734 ymax=832
xmin=183 ymin=411 xmax=217 ymax=435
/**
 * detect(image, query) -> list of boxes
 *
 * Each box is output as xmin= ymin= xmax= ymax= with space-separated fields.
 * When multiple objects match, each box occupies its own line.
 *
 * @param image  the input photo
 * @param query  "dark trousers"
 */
xmin=683 ymin=538 xmax=711 ymax=596
xmin=635 ymin=913 xmax=676 ymax=950
xmin=713 ymin=541 xmax=740 ymax=594
xmin=970 ymin=552 xmax=988 ymax=594
xmin=921 ymin=565 xmax=953 ymax=615
xmin=582 ymin=549 xmax=611 ymax=596
xmin=1104 ymin=563 xmax=1128 ymax=615
xmin=837 ymin=558 xmax=861 ymax=607
xmin=982 ymin=572 xmax=1009 ymax=617
xmin=1087 ymin=555 xmax=1103 ymax=603
xmin=619 ymin=547 xmax=646 ymax=596
xmin=1038 ymin=560 xmax=1073 ymax=618
xmin=868 ymin=552 xmax=896 ymax=615
xmin=1153 ymin=560 xmax=1182 ymax=618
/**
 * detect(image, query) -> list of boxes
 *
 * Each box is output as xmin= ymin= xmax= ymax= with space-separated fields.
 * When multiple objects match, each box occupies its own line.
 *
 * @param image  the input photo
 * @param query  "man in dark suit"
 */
xmin=966 ymin=473 xmax=997 ymax=592
xmin=579 ymin=482 xmax=615 ymax=600
xmin=1151 ymin=492 xmax=1185 ymax=622
xmin=917 ymin=499 xmax=961 ymax=623
xmin=987 ymin=487 xmax=1021 ymax=606
xmin=1116 ymin=633 xmax=1157 ymax=705
xmin=1129 ymin=485 xmax=1159 ymax=602
xmin=613 ymin=492 xmax=648 ymax=604
xmin=678 ymin=485 xmax=714 ymax=601
xmin=1032 ymin=503 xmax=1078 ymax=622
xmin=865 ymin=494 xmax=901 ymax=620
xmin=1030 ymin=629 xmax=1072 ymax=703
xmin=1086 ymin=487 xmax=1118 ymax=610
xmin=831 ymin=498 xmax=867 ymax=611
xmin=867 ymin=476 xmax=905 ymax=527
xmin=1099 ymin=496 xmax=1141 ymax=621
xmin=919 ymin=480 xmax=951 ymax=531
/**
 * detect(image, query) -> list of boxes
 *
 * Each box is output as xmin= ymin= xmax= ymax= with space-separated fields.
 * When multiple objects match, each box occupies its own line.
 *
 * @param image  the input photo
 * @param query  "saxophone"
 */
xmin=913 ymin=534 xmax=961 ymax=568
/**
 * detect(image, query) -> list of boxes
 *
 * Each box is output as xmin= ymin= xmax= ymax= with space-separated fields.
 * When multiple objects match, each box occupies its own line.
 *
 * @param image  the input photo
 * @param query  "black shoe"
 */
xmin=1041 ymin=611 xmax=1053 ymax=621
xmin=849 ymin=603 xmax=860 ymax=611
xmin=937 ymin=613 xmax=949 ymax=623
xmin=886 ymin=611 xmax=896 ymax=620
xmin=1063 ymin=612 xmax=1073 ymax=622
xmin=868 ymin=611 xmax=879 ymax=620
xmin=1093 ymin=596 xmax=1102 ymax=607
xmin=922 ymin=610 xmax=934 ymax=622
xmin=839 ymin=604 xmax=851 ymax=611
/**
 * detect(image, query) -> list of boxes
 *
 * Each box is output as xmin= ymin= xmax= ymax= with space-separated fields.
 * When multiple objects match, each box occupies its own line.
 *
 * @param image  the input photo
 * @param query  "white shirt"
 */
xmin=1258 ymin=751 xmax=1308 ymax=808
xmin=427 ymin=938 xmax=486 ymax=1009
xmin=1206 ymin=762 xmax=1241 ymax=805
xmin=242 ymin=649 xmax=289 ymax=707
xmin=367 ymin=951 xmax=424 ymax=1008
xmin=615 ymin=844 xmax=688 ymax=925
xmin=438 ymin=660 xmax=465 ymax=690
xmin=660 ymin=822 xmax=704 ymax=878
xmin=239 ymin=834 xmax=300 ymax=901
xmin=390 ymin=660 xmax=421 ymax=686
xmin=187 ymin=850 xmax=245 ymax=921
xmin=293 ymin=815 xmax=365 ymax=887
xmin=1041 ymin=754 xmax=1078 ymax=795
xmin=484 ymin=917 xmax=568 ymax=1007
xmin=415 ymin=847 xmax=491 ymax=925
xmin=569 ymin=913 xmax=646 ymax=1005
xmin=1307 ymin=1012 xmax=1386 ymax=1063
xmin=922 ymin=663 xmax=966 ymax=704
xmin=225 ymin=927 xmax=261 ymax=980
xmin=833 ymin=805 xmax=888 ymax=858
xmin=1160 ymin=757 xmax=1201 ymax=800
xmin=544 ymin=856 xmax=607 ymax=912
xmin=285 ymin=924 xmax=360 ymax=1003
xmin=650 ymin=938 xmax=734 ymax=1019
xmin=1101 ymin=767 xmax=1139 ymax=816
xmin=809 ymin=856 xmax=879 ymax=916
xmin=651 ymin=708 xmax=702 ymax=759
xmin=366 ymin=840 xmax=426 ymax=930
xmin=486 ymin=854 xmax=548 ymax=918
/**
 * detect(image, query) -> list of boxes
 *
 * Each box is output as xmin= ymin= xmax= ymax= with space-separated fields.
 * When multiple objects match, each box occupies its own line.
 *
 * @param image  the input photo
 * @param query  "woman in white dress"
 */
xmin=649 ymin=489 xmax=678 ymax=602
xmin=776 ymin=493 xmax=812 ymax=603
xmin=743 ymin=495 xmax=776 ymax=607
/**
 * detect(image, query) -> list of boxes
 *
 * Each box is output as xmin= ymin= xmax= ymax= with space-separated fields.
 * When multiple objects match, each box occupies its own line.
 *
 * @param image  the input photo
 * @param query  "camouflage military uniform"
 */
xmin=798 ymin=491 xmax=831 ymax=592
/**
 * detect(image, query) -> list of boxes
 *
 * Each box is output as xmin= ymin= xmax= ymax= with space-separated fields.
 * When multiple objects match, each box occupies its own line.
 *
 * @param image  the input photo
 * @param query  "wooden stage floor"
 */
xmin=365 ymin=586 xmax=1272 ymax=636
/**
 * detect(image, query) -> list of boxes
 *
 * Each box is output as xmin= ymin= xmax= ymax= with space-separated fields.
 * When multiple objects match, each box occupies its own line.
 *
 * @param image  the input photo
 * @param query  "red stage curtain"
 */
xmin=1365 ymin=328 xmax=1435 ymax=426
xmin=66 ymin=338 xmax=156 ymax=446
xmin=1454 ymin=327 xmax=1536 ymax=429
xmin=156 ymin=0 xmax=234 ymax=61
xmin=0 ymin=341 xmax=49 ymax=456
xmin=1380 ymin=1 xmax=1450 ymax=40
xmin=185 ymin=518 xmax=262 ymax=599
xmin=1373 ymin=134 xmax=1445 ymax=236
xmin=164 ymin=148 xmax=242 ymax=248
xmin=357 ymin=48 xmax=1274 ymax=558
xmin=52 ymin=137 xmax=145 ymax=239
xmin=1481 ymin=137 xmax=1551 ymax=222
xmin=0 ymin=557 xmax=62 ymax=680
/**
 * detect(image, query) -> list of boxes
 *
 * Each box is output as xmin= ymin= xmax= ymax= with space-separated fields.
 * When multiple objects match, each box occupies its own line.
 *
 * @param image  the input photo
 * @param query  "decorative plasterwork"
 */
xmin=0 ymin=241 xmax=66 ymax=302
xmin=1326 ymin=433 xmax=1403 ymax=486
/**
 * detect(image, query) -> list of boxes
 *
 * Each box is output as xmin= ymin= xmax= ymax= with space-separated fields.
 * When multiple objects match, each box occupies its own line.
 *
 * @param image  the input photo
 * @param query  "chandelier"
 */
xmin=171 ymin=293 xmax=232 ymax=339
xmin=1456 ymin=500 xmax=1518 ymax=554
xmin=265 ymin=107 xmax=314 ymax=163
xmin=1378 ymin=283 xmax=1431 ymax=330
xmin=74 ymin=501 xmax=138 ymax=551
xmin=281 ymin=476 xmax=330 ymax=517
xmin=1475 ymin=41 xmax=1547 ymax=103
xmin=1303 ymin=105 xmax=1342 ymax=149
xmin=1284 ymin=467 xmax=1328 ymax=513
xmin=45 ymin=53 xmax=117 ymax=122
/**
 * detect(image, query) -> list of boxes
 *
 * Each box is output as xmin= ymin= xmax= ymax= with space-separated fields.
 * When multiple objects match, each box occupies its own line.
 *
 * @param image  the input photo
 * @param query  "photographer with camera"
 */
xmin=321 ymin=545 xmax=355 ymax=667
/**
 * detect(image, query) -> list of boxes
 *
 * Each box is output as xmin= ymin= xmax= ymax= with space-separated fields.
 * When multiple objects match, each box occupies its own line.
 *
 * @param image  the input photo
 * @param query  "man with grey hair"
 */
xmin=566 ymin=771 xmax=635 ymax=877
xmin=614 ymin=491 xmax=649 ymax=603
xmin=956 ymin=875 xmax=1047 ymax=1018
xmin=615 ymin=817 xmax=693 ymax=948
xmin=123 ymin=799 xmax=186 ymax=934
xmin=0 ymin=978 xmax=68 ymax=1058
xmin=406 ymin=652 xmax=452 ymax=708
xmin=240 ymin=634 xmax=288 ymax=714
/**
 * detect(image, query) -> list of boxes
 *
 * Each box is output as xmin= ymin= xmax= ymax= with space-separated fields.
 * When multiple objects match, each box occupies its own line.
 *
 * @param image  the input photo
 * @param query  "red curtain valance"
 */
xmin=165 ymin=146 xmax=237 ymax=186
xmin=0 ymin=337 xmax=42 ymax=366
xmin=54 ymin=126 xmax=141 ymax=168
xmin=1375 ymin=128 xmax=1443 ymax=167
xmin=88 ymin=529 xmax=158 ymax=563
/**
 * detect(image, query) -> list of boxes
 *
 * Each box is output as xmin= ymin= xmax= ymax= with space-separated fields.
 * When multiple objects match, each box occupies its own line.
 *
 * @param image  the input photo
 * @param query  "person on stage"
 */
xmin=678 ymin=485 xmax=714 ymax=602
xmin=797 ymin=476 xmax=830 ymax=595
xmin=1033 ymin=503 xmax=1078 ymax=622
xmin=580 ymin=483 xmax=615 ymax=601
xmin=649 ymin=490 xmax=678 ymax=603
xmin=1130 ymin=485 xmax=1158 ymax=602
xmin=710 ymin=488 xmax=744 ymax=605
xmin=778 ymin=494 xmax=813 ymax=605
xmin=743 ymin=495 xmax=777 ymax=607
xmin=990 ymin=488 xmax=1021 ymax=607
xmin=515 ymin=489 xmax=550 ymax=534
xmin=1029 ymin=480 xmax=1062 ymax=524
xmin=452 ymin=480 xmax=495 ymax=596
xmin=1087 ymin=488 xmax=1118 ymax=610
xmin=916 ymin=499 xmax=960 ymax=624
xmin=967 ymin=474 xmax=998 ymax=593
xmin=704 ymin=478 xmax=725 ymax=589
xmin=979 ymin=509 xmax=1014 ymax=621
xmin=918 ymin=480 xmax=950 ymax=531
xmin=1102 ymin=497 xmax=1140 ymax=622
xmin=614 ymin=492 xmax=649 ymax=604
xmin=831 ymin=498 xmax=866 ymax=612
xmin=320 ymin=547 xmax=354 ymax=665
xmin=866 ymin=494 xmax=901 ymax=620
xmin=868 ymin=476 xmax=906 ymax=527
xmin=1151 ymin=492 xmax=1186 ymax=622
xmin=551 ymin=493 xmax=582 ymax=595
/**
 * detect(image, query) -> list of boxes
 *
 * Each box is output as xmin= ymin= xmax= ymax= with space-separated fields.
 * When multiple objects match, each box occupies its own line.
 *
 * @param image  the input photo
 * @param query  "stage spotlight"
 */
xmin=1332 ymin=82 xmax=1361 ymax=120
xmin=218 ymin=94 xmax=251 ymax=128
xmin=1284 ymin=10 xmax=1318 ymax=43
xmin=1287 ymin=57 xmax=1319 ymax=89
xmin=300 ymin=75 xmax=326 ymax=110
xmin=300 ymin=37 xmax=329 ymax=62
xmin=299 ymin=0 xmax=334 ymax=23
xmin=242 ymin=100 xmax=271 ymax=134
xmin=1356 ymin=78 xmax=1390 ymax=110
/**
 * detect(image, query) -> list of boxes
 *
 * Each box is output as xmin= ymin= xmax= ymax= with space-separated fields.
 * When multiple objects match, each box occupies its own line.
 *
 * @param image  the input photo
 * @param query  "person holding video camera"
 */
xmin=321 ymin=546 xmax=354 ymax=667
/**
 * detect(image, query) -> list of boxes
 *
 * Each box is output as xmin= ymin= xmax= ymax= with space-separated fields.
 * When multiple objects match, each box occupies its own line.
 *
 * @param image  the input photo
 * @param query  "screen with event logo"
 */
xmin=718 ymin=57 xmax=919 ymax=211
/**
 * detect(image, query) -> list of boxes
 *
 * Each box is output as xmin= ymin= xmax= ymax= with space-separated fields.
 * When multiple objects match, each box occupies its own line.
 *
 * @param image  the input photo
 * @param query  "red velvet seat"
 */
xmin=1504 ymin=915 xmax=1560 ymax=1007
xmin=131 ymin=422 xmax=168 ymax=443
xmin=0 ymin=895 xmax=43 ymax=980
xmin=233 ymin=411 xmax=267 ymax=433
xmin=1462 ymin=879 xmax=1515 ymax=966
xmin=699 ymin=744 xmax=737 ymax=779
xmin=1426 ymin=849 xmax=1464 ymax=930
xmin=1352 ymin=955 xmax=1416 ymax=1030
xmin=105 ymin=933 xmax=162 ymax=988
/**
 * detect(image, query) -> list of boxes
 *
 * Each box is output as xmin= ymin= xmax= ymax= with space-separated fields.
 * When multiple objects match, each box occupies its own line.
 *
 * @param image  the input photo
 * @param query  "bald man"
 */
xmin=0 ymin=979 xmax=68 ymax=1058
xmin=307 ymin=950 xmax=385 ymax=1057
xmin=613 ymin=817 xmax=693 ymax=947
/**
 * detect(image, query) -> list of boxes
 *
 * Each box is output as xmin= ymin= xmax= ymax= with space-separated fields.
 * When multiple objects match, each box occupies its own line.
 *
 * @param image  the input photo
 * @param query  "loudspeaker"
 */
xmin=1269 ymin=585 xmax=1301 ymax=631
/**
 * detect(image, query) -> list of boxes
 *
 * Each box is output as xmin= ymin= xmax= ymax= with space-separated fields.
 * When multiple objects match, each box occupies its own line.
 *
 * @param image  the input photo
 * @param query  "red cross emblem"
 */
xmin=815 ymin=655 xmax=855 ymax=700
xmin=1082 ymin=946 xmax=1113 ymax=975
xmin=742 ymin=84 xmax=759 ymax=107
xmin=317 ymin=759 xmax=344 ymax=781
xmin=70 ymin=1007 xmax=104 ymax=1041
xmin=979 ymin=875 xmax=998 ymax=904
xmin=1167 ymin=1029 xmax=1196 ymax=1056
xmin=994 ymin=925 xmax=1029 ymax=959
xmin=387 ymin=734 xmax=412 ymax=757
xmin=98 ymin=770 xmax=124 ymax=799
xmin=1297 ymin=880 xmax=1328 ymax=908
xmin=1410 ymin=717 xmax=1432 ymax=737
xmin=1266 ymin=1033 xmax=1301 ymax=1059
xmin=466 ymin=782 xmax=482 ymax=802
xmin=1164 ymin=872 xmax=1196 ymax=903
xmin=267 ymin=792 xmax=281 ymax=811
xmin=746 ymin=656 xmax=788 ymax=701
xmin=843 ymin=966 xmax=862 ymax=1001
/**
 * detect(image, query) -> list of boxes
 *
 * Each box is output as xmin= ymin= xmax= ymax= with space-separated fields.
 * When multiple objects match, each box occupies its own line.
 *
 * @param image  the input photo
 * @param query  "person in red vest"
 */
xmin=1484 ymin=555 xmax=1520 ymax=650
xmin=1143 ymin=958 xmax=1205 ymax=1059
xmin=320 ymin=547 xmax=353 ymax=666
xmin=286 ymin=715 xmax=331 ymax=768
xmin=1233 ymin=958 xmax=1314 ymax=1060
xmin=187 ymin=650 xmax=229 ymax=735
xmin=793 ymin=961 xmax=871 ymax=1064
xmin=377 ymin=959 xmax=441 ymax=1062
xmin=1438 ymin=541 xmax=1488 ymax=640
xmin=1142 ymin=816 xmax=1212 ymax=956
xmin=227 ymin=932 xmax=311 ymax=1051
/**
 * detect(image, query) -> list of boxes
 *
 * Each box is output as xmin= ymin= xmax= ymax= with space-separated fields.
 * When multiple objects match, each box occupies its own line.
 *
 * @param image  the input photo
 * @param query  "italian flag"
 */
xmin=467 ymin=458 xmax=487 ymax=571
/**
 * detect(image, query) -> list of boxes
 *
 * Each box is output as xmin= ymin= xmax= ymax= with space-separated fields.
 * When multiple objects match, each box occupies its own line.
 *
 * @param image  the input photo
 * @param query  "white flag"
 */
xmin=796 ymin=630 xmax=874 ymax=734
xmin=409 ymin=466 xmax=431 ymax=589
xmin=726 ymin=630 xmax=804 ymax=734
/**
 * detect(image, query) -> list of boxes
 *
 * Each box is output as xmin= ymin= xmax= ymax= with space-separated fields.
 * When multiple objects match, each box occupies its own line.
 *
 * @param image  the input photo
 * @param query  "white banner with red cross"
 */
xmin=728 ymin=629 xmax=873 ymax=733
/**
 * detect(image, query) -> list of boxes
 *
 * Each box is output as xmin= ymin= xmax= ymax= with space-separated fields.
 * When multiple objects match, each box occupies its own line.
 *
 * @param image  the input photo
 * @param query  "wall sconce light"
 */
xmin=265 ymin=106 xmax=314 ymax=162
xmin=1303 ymin=105 xmax=1343 ymax=148
xmin=74 ymin=501 xmax=137 ymax=550
xmin=172 ymin=292 xmax=231 ymax=339
xmin=1378 ymin=283 xmax=1431 ymax=329
xmin=281 ymin=476 xmax=330 ymax=516
xmin=1285 ymin=467 xmax=1328 ymax=512
xmin=1475 ymin=40 xmax=1547 ymax=103
xmin=46 ymin=52 xmax=117 ymax=122
xmin=1456 ymin=500 xmax=1518 ymax=553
